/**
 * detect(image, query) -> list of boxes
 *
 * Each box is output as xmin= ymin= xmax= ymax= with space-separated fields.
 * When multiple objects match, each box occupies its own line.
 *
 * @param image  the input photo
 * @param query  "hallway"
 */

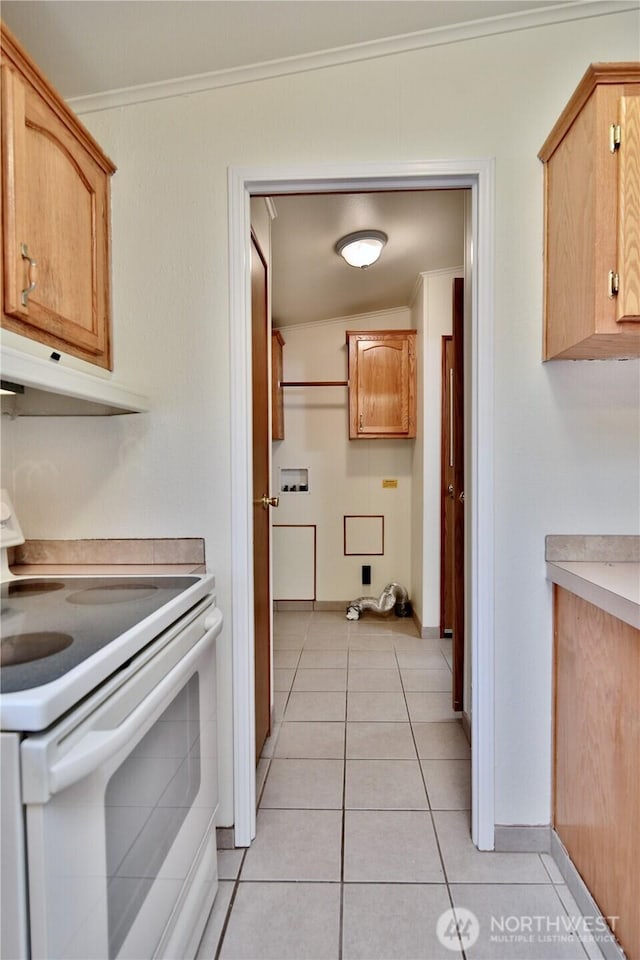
xmin=198 ymin=611 xmax=603 ymax=960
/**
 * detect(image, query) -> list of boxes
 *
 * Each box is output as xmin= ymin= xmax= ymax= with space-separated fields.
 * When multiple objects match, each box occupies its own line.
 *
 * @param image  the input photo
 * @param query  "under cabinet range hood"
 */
xmin=0 ymin=343 xmax=149 ymax=416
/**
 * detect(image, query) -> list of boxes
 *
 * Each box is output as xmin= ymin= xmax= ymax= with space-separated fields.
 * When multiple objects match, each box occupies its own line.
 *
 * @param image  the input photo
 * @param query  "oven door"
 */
xmin=21 ymin=600 xmax=222 ymax=960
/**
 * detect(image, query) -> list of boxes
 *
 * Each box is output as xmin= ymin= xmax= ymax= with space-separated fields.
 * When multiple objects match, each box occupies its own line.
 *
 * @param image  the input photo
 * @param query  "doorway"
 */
xmin=229 ymin=160 xmax=496 ymax=851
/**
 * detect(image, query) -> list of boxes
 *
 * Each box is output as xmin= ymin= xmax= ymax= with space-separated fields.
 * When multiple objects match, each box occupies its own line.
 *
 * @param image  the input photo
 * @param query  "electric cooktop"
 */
xmin=0 ymin=575 xmax=209 ymax=696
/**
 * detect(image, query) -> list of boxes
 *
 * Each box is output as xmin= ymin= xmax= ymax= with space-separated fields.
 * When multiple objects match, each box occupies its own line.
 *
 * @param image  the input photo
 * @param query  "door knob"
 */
xmin=458 ymin=490 xmax=465 ymax=503
xmin=256 ymin=495 xmax=279 ymax=510
xmin=447 ymin=484 xmax=455 ymax=499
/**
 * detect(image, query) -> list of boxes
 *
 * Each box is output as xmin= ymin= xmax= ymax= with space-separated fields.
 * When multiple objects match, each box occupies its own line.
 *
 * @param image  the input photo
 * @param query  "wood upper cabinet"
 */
xmin=346 ymin=330 xmax=416 ymax=439
xmin=1 ymin=24 xmax=116 ymax=369
xmin=271 ymin=329 xmax=285 ymax=441
xmin=539 ymin=63 xmax=640 ymax=360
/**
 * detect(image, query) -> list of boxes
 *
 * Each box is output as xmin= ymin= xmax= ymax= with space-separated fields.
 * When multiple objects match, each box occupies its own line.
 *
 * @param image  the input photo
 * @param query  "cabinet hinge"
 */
xmin=609 ymin=123 xmax=621 ymax=153
xmin=608 ymin=270 xmax=620 ymax=299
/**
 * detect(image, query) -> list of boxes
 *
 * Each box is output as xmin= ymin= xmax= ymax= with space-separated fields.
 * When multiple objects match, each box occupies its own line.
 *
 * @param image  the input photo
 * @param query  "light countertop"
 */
xmin=546 ymin=560 xmax=640 ymax=630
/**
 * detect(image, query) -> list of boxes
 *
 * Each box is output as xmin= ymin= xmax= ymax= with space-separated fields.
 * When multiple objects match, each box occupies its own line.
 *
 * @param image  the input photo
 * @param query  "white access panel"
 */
xmin=344 ymin=515 xmax=384 ymax=555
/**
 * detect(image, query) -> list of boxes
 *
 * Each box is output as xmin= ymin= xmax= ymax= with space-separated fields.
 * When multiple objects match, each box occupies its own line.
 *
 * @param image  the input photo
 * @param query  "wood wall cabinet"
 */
xmin=554 ymin=586 xmax=639 ymax=958
xmin=1 ymin=24 xmax=116 ymax=369
xmin=346 ymin=330 xmax=416 ymax=439
xmin=271 ymin=329 xmax=285 ymax=440
xmin=539 ymin=63 xmax=640 ymax=360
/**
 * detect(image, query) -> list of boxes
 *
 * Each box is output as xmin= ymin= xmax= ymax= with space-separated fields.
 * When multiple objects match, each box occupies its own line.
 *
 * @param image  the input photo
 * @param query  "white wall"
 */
xmin=272 ymin=308 xmax=414 ymax=603
xmin=3 ymin=8 xmax=639 ymax=828
xmin=415 ymin=268 xmax=465 ymax=632
xmin=409 ymin=267 xmax=466 ymax=634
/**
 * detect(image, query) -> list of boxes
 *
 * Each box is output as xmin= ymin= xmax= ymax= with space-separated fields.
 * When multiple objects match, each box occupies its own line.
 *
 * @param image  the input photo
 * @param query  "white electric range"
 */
xmin=0 ymin=493 xmax=222 ymax=960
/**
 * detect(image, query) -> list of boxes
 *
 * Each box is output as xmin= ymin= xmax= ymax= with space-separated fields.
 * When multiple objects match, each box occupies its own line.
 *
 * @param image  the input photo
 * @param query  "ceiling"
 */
xmin=269 ymin=191 xmax=465 ymax=327
xmin=0 ymin=1 xmax=563 ymax=325
xmin=2 ymin=1 xmax=574 ymax=100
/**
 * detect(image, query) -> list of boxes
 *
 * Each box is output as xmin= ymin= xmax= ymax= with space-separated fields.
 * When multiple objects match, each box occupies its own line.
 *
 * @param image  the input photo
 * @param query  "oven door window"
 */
xmin=105 ymin=675 xmax=200 ymax=959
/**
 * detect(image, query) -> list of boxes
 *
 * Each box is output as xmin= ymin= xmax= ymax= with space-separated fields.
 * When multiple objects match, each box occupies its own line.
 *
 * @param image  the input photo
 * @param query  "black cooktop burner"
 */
xmin=0 ymin=575 xmax=199 ymax=694
xmin=6 ymin=580 xmax=65 ymax=597
xmin=1 ymin=632 xmax=74 ymax=666
xmin=66 ymin=582 xmax=160 ymax=605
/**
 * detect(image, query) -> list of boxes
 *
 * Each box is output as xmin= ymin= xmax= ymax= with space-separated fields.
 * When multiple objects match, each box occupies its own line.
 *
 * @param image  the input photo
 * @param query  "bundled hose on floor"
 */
xmin=346 ymin=582 xmax=412 ymax=620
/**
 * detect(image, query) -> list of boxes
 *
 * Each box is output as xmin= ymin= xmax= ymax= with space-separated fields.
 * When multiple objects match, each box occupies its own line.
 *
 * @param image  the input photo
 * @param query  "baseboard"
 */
xmin=273 ymin=600 xmax=353 ymax=612
xmin=273 ymin=600 xmax=314 ymax=611
xmin=274 ymin=600 xmax=425 ymax=618
xmin=215 ymin=826 xmax=235 ymax=850
xmin=494 ymin=824 xmax=551 ymax=853
xmin=274 ymin=600 xmax=438 ymax=628
xmin=550 ymin=830 xmax=627 ymax=960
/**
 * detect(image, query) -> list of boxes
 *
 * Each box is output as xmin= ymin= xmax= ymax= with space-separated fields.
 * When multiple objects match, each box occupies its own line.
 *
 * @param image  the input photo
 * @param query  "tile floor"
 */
xmin=197 ymin=611 xmax=607 ymax=960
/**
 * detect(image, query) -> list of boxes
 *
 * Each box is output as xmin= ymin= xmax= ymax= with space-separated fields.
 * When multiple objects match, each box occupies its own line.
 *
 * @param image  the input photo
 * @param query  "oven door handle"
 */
xmin=45 ymin=609 xmax=223 ymax=798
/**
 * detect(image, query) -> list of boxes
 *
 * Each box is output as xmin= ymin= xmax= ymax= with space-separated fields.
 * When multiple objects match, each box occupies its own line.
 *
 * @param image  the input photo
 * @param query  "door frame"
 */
xmin=228 ymin=159 xmax=496 ymax=849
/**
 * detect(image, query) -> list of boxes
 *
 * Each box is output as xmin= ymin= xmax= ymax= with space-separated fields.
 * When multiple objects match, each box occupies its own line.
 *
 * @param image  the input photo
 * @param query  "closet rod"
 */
xmin=280 ymin=380 xmax=349 ymax=387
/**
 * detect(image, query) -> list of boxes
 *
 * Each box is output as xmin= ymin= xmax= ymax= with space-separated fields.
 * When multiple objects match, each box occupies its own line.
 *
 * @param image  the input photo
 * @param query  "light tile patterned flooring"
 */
xmin=198 ymin=611 xmax=605 ymax=960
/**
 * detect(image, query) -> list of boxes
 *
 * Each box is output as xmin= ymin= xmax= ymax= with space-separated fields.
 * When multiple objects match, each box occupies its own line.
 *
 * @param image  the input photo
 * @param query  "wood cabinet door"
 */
xmin=617 ymin=92 xmax=640 ymax=323
xmin=554 ymin=588 xmax=640 ymax=959
xmin=540 ymin=66 xmax=640 ymax=358
xmin=1 ymin=65 xmax=112 ymax=368
xmin=347 ymin=331 xmax=416 ymax=439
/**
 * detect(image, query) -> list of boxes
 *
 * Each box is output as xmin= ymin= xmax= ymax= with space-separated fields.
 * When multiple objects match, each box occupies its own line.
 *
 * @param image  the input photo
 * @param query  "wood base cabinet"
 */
xmin=1 ymin=24 xmax=116 ymax=369
xmin=539 ymin=63 xmax=640 ymax=359
xmin=346 ymin=330 xmax=416 ymax=439
xmin=553 ymin=586 xmax=639 ymax=958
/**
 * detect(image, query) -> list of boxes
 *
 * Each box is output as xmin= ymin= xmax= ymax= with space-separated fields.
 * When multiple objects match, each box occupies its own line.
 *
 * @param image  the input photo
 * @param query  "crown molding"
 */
xmin=409 ymin=265 xmax=466 ymax=308
xmin=275 ymin=305 xmax=412 ymax=334
xmin=70 ymin=0 xmax=639 ymax=115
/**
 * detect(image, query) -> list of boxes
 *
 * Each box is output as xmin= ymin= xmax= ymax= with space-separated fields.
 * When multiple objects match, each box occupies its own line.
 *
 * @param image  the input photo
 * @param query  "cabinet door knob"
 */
xmin=20 ymin=243 xmax=37 ymax=306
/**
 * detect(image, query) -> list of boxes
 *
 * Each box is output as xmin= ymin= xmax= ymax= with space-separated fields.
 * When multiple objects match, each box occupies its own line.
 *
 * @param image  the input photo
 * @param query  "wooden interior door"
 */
xmin=451 ymin=277 xmax=465 ymax=712
xmin=440 ymin=335 xmax=454 ymax=636
xmin=251 ymin=233 xmax=271 ymax=762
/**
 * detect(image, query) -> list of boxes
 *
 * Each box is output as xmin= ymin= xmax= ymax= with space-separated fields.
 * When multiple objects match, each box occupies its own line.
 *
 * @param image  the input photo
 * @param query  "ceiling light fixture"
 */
xmin=335 ymin=230 xmax=388 ymax=269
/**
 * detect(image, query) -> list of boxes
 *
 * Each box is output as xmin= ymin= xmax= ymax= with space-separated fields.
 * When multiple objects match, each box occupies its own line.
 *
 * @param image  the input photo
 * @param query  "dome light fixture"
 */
xmin=335 ymin=230 xmax=388 ymax=269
